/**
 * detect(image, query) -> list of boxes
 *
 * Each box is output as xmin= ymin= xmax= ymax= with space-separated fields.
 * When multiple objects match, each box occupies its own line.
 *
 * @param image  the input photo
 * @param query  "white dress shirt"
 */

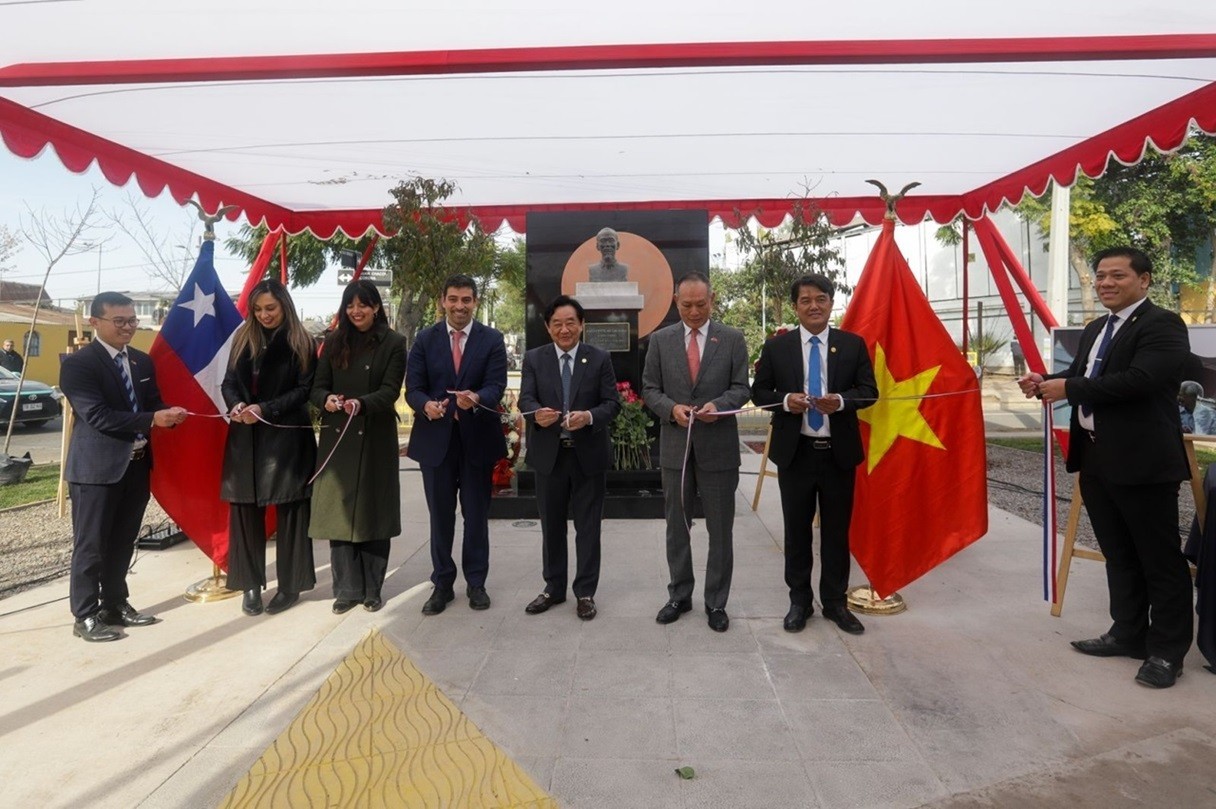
xmin=1077 ymin=297 xmax=1145 ymax=431
xmin=783 ymin=325 xmax=843 ymax=438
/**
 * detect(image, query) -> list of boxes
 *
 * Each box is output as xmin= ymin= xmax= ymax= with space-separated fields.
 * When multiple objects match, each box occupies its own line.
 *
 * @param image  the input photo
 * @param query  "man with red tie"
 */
xmin=642 ymin=272 xmax=751 ymax=632
xmin=406 ymin=275 xmax=508 ymax=615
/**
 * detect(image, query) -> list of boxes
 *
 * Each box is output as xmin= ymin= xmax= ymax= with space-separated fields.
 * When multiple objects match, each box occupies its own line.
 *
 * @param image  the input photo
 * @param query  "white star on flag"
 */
xmin=177 ymin=283 xmax=216 ymax=327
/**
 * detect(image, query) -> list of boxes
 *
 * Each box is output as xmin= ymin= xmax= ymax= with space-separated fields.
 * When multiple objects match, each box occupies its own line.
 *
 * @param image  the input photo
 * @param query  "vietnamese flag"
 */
xmin=149 ymin=239 xmax=244 ymax=568
xmin=840 ymin=219 xmax=987 ymax=598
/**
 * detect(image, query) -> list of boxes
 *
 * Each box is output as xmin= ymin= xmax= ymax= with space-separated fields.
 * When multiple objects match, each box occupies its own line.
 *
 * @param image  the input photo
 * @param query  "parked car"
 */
xmin=0 ymin=367 xmax=63 ymax=428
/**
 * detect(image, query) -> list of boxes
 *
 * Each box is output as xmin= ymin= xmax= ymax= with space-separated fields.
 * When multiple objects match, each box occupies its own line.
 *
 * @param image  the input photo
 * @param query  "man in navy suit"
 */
xmin=518 ymin=295 xmax=620 ymax=620
xmin=406 ymin=274 xmax=508 ymax=615
xmin=60 ymin=292 xmax=186 ymax=642
xmin=751 ymin=275 xmax=877 ymax=635
xmin=1020 ymin=247 xmax=1193 ymax=688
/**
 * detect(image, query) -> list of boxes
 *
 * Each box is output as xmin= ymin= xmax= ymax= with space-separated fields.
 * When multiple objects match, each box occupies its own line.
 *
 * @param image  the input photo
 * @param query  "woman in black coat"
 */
xmin=309 ymin=280 xmax=406 ymax=614
xmin=221 ymin=280 xmax=318 ymax=616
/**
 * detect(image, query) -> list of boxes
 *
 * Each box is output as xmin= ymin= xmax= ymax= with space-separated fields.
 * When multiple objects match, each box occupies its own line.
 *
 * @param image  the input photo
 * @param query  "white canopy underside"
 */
xmin=3 ymin=1 xmax=1215 ymax=233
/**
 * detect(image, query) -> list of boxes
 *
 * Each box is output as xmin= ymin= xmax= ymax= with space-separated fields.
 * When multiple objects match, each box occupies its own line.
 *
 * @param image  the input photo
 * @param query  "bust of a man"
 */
xmin=588 ymin=227 xmax=630 ymax=282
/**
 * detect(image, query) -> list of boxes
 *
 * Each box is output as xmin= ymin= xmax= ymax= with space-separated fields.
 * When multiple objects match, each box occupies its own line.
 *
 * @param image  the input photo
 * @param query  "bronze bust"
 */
xmin=588 ymin=228 xmax=629 ymax=282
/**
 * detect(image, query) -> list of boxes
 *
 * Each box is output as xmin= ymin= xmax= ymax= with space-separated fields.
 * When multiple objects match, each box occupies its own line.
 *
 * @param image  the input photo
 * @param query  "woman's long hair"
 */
xmin=229 ymin=279 xmax=314 ymax=371
xmin=326 ymin=280 xmax=388 ymax=370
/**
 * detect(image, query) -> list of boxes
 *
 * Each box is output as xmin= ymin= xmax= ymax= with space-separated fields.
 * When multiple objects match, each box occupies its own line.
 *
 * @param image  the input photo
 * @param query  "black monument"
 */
xmin=489 ymin=209 xmax=709 ymax=519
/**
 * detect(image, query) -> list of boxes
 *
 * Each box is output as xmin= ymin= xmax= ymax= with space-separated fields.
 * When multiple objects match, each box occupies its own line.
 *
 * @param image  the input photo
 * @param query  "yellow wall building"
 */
xmin=0 ymin=304 xmax=155 ymax=385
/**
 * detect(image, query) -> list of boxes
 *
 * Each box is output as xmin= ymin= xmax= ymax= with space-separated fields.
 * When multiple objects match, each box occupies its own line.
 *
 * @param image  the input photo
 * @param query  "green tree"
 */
xmin=1093 ymin=134 xmax=1216 ymax=317
xmin=1017 ymin=132 xmax=1216 ymax=319
xmin=380 ymin=177 xmax=497 ymax=344
xmin=717 ymin=200 xmax=844 ymax=353
xmin=485 ymin=238 xmax=526 ymax=337
xmin=223 ymin=224 xmax=377 ymax=289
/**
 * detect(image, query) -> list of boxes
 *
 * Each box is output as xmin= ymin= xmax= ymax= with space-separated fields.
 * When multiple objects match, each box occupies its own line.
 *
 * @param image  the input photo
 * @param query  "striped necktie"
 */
xmin=114 ymin=351 xmax=139 ymax=413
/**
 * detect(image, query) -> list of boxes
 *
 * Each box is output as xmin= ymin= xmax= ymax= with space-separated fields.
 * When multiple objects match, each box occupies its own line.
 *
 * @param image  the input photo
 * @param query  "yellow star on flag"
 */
xmin=859 ymin=343 xmax=945 ymax=473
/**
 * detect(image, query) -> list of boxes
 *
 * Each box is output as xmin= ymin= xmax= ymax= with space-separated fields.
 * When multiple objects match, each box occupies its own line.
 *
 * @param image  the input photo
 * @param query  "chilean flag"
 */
xmin=149 ymin=239 xmax=243 ymax=568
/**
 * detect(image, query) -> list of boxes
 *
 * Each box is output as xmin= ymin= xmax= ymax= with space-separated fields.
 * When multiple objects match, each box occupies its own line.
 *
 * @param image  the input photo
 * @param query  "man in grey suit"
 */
xmin=60 ymin=292 xmax=186 ymax=642
xmin=518 ymin=295 xmax=620 ymax=620
xmin=643 ymin=272 xmax=751 ymax=631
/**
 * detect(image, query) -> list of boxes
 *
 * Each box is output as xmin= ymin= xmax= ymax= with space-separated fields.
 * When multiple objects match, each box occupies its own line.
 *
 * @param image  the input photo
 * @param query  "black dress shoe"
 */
xmin=468 ymin=586 xmax=491 ymax=610
xmin=363 ymin=597 xmax=383 ymax=612
xmin=823 ymin=605 xmax=865 ymax=635
xmin=1135 ymin=657 xmax=1182 ymax=688
xmin=98 ymin=601 xmax=157 ymax=627
xmin=656 ymin=599 xmax=692 ymax=624
xmin=73 ymin=614 xmax=122 ymax=642
xmin=577 ymin=597 xmax=597 ymax=621
xmin=242 ymin=589 xmax=263 ymax=616
xmin=525 ymin=592 xmax=566 ymax=614
xmin=265 ymin=591 xmax=299 ymax=615
xmin=1070 ymin=633 xmax=1147 ymax=659
xmin=332 ymin=599 xmax=358 ymax=615
xmin=421 ymin=586 xmax=455 ymax=615
xmin=707 ymin=608 xmax=729 ymax=632
xmin=783 ymin=604 xmax=811 ymax=632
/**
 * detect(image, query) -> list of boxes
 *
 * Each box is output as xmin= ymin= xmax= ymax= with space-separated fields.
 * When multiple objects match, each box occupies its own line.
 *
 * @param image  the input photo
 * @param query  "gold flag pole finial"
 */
xmin=864 ymin=180 xmax=921 ymax=221
xmin=185 ymin=201 xmax=239 ymax=241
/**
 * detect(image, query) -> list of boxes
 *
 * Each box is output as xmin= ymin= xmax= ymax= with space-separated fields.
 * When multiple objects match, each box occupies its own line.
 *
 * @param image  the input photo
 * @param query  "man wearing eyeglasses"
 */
xmin=59 ymin=292 xmax=187 ymax=642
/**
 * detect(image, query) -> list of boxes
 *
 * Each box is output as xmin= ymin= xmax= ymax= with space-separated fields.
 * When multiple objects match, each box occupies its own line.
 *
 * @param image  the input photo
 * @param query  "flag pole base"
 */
xmin=846 ymin=585 xmax=906 ymax=615
xmin=184 ymin=564 xmax=239 ymax=603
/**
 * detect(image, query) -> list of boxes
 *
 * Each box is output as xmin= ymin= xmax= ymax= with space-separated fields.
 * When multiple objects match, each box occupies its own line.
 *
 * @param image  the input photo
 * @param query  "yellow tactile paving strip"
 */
xmin=219 ymin=630 xmax=556 ymax=809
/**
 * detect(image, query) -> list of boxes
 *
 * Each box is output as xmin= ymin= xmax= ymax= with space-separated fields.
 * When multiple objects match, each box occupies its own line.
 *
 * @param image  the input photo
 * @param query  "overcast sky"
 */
xmin=1 ymin=148 xmax=377 ymax=321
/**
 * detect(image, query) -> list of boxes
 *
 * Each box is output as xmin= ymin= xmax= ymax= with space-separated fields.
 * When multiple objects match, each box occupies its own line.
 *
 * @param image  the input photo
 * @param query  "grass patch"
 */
xmin=988 ymin=437 xmax=1043 ymax=453
xmin=0 ymin=463 xmax=61 ymax=510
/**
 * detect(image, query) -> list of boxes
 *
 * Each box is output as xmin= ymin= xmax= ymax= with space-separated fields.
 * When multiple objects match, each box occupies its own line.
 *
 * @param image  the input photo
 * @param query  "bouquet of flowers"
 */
xmin=492 ymin=391 xmax=524 ymax=489
xmin=611 ymin=380 xmax=654 ymax=471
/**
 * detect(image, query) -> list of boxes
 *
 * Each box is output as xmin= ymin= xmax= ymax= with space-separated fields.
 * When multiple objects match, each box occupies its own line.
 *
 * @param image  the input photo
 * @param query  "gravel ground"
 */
xmin=0 ymin=445 xmax=1197 ymax=601
xmin=0 ymin=499 xmax=170 ymax=602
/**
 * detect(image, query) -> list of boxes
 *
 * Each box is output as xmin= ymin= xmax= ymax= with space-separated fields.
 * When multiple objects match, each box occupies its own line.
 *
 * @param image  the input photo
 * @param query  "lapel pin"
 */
xmin=830 ymin=346 xmax=837 ymax=353
xmin=581 ymin=357 xmax=587 ymax=364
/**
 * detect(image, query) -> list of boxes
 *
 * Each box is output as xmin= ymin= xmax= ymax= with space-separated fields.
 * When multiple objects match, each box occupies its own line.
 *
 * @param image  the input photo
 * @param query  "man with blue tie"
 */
xmin=1019 ymin=247 xmax=1193 ymax=688
xmin=751 ymin=275 xmax=877 ymax=635
xmin=60 ymin=292 xmax=187 ymax=642
xmin=406 ymin=274 xmax=508 ymax=615
xmin=518 ymin=295 xmax=620 ymax=620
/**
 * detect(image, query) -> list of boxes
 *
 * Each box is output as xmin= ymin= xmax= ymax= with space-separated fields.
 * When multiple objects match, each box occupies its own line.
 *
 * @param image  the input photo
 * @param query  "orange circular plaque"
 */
xmin=561 ymin=232 xmax=674 ymax=340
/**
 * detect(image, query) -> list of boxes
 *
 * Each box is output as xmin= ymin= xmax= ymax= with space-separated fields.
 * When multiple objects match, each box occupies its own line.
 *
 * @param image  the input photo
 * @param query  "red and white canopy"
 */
xmin=2 ymin=1 xmax=1215 ymax=235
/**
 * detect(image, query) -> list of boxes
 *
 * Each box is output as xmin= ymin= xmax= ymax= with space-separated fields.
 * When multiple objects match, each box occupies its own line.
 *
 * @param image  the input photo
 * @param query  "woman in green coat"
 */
xmin=309 ymin=280 xmax=406 ymax=613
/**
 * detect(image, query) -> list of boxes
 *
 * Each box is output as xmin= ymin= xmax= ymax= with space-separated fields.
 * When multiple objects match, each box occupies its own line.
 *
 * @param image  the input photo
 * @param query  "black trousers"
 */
xmin=68 ymin=457 xmax=150 ymax=620
xmin=226 ymin=500 xmax=315 ymax=594
xmin=330 ymin=539 xmax=390 ymax=601
xmin=421 ymin=428 xmax=492 ymax=590
xmin=535 ymin=446 xmax=605 ymax=599
xmin=1079 ymin=465 xmax=1194 ymax=666
xmin=778 ymin=438 xmax=855 ymax=609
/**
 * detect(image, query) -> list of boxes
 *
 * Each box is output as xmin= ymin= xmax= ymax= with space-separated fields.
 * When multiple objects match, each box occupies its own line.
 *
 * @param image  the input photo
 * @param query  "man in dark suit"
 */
xmin=518 ymin=295 xmax=620 ymax=620
xmin=752 ymin=275 xmax=878 ymax=635
xmin=406 ymin=274 xmax=508 ymax=615
xmin=60 ymin=292 xmax=186 ymax=642
xmin=643 ymin=272 xmax=751 ymax=632
xmin=1019 ymin=247 xmax=1193 ymax=688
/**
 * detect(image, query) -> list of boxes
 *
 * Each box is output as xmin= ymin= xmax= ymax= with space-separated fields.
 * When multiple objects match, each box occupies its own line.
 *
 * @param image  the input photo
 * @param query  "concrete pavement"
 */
xmin=2 ymin=437 xmax=1214 ymax=808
